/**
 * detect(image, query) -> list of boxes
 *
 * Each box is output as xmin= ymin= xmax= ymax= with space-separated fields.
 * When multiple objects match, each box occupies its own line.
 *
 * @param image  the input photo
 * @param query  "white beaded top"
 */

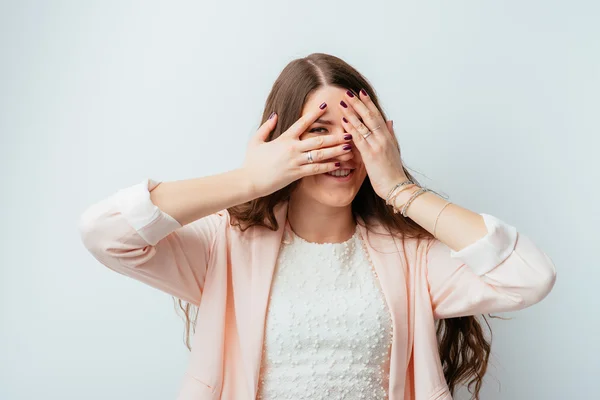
xmin=256 ymin=221 xmax=394 ymax=400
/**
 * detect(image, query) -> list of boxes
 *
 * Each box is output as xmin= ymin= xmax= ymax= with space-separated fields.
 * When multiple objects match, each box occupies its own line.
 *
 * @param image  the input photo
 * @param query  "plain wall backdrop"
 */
xmin=1 ymin=1 xmax=598 ymax=399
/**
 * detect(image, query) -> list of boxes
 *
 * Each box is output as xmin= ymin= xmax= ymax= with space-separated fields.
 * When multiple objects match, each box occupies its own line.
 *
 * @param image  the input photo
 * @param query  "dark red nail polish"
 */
xmin=346 ymin=90 xmax=354 ymax=98
xmin=335 ymin=162 xmax=341 ymax=167
xmin=344 ymin=134 xmax=352 ymax=140
xmin=319 ymin=102 xmax=327 ymax=109
xmin=343 ymin=144 xmax=352 ymax=151
xmin=340 ymin=100 xmax=348 ymax=108
xmin=268 ymin=111 xmax=275 ymax=119
xmin=360 ymin=89 xmax=368 ymax=96
xmin=342 ymin=117 xmax=348 ymax=123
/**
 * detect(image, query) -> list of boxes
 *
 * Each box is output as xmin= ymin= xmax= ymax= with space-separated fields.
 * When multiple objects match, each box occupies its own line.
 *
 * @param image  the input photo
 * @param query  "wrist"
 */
xmin=383 ymin=175 xmax=411 ymax=201
xmin=236 ymin=167 xmax=266 ymax=200
xmin=392 ymin=184 xmax=420 ymax=210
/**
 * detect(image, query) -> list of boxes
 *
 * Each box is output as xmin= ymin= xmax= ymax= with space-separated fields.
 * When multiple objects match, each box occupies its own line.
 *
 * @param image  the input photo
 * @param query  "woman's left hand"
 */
xmin=339 ymin=89 xmax=409 ymax=201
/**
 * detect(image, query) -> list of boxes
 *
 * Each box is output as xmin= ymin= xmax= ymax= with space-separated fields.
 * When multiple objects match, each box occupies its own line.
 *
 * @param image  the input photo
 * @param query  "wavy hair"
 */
xmin=175 ymin=52 xmax=492 ymax=399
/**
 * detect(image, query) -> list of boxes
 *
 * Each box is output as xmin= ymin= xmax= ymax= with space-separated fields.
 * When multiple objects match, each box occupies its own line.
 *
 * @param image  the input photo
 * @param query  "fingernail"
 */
xmin=391 ymin=120 xmax=394 ymax=127
xmin=342 ymin=117 xmax=348 ymax=123
xmin=335 ymin=162 xmax=341 ymax=167
xmin=340 ymin=100 xmax=348 ymax=108
xmin=343 ymin=134 xmax=352 ymax=140
xmin=343 ymin=144 xmax=352 ymax=151
xmin=268 ymin=111 xmax=275 ymax=120
xmin=319 ymin=102 xmax=327 ymax=109
xmin=360 ymin=89 xmax=368 ymax=96
xmin=346 ymin=90 xmax=354 ymax=98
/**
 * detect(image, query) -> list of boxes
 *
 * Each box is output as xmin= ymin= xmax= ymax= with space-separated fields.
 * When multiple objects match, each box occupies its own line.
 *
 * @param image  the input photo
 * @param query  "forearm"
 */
xmin=149 ymin=168 xmax=260 ymax=226
xmin=393 ymin=185 xmax=488 ymax=252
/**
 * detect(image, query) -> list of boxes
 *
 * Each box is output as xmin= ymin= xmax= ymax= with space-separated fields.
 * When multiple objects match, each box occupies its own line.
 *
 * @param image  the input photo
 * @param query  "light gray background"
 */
xmin=1 ymin=1 xmax=597 ymax=399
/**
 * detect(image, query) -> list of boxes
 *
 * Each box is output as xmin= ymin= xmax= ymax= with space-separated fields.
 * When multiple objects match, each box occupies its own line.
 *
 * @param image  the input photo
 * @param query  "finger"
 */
xmin=299 ymin=160 xmax=342 ymax=177
xmin=343 ymin=89 xmax=384 ymax=132
xmin=342 ymin=89 xmax=372 ymax=122
xmin=341 ymin=115 xmax=372 ymax=156
xmin=284 ymin=102 xmax=328 ymax=139
xmin=386 ymin=120 xmax=393 ymax=134
xmin=383 ymin=120 xmax=394 ymax=138
xmin=340 ymin=108 xmax=371 ymax=143
xmin=296 ymin=132 xmax=353 ymax=152
xmin=254 ymin=112 xmax=278 ymax=143
xmin=295 ymin=142 xmax=353 ymax=165
xmin=357 ymin=89 xmax=385 ymax=124
xmin=322 ymin=151 xmax=355 ymax=164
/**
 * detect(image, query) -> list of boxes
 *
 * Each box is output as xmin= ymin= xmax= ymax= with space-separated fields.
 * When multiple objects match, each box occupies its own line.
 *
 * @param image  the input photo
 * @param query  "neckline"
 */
xmin=285 ymin=219 xmax=359 ymax=246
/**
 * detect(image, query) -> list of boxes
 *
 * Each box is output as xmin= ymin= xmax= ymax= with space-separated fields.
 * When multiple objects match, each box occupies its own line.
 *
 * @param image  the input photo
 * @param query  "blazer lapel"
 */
xmin=356 ymin=217 xmax=410 ymax=399
xmin=229 ymin=201 xmax=288 ymax=398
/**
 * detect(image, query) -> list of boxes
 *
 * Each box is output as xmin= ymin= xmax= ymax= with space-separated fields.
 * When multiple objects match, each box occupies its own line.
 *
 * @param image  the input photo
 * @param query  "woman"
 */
xmin=79 ymin=53 xmax=556 ymax=400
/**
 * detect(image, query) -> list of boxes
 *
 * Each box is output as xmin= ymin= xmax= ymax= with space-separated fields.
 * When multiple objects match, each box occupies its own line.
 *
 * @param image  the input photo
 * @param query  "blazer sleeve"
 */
xmin=78 ymin=178 xmax=227 ymax=306
xmin=425 ymin=213 xmax=557 ymax=319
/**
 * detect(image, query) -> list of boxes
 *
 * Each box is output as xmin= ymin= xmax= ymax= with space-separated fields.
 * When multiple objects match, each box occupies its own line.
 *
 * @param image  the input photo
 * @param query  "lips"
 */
xmin=324 ymin=169 xmax=355 ymax=181
xmin=326 ymin=169 xmax=353 ymax=177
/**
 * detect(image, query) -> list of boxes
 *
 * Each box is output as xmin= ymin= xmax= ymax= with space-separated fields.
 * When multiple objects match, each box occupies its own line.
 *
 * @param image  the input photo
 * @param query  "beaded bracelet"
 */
xmin=386 ymin=185 xmax=418 ymax=212
xmin=385 ymin=179 xmax=414 ymax=204
xmin=386 ymin=181 xmax=454 ymax=238
xmin=385 ymin=183 xmax=418 ymax=213
xmin=401 ymin=187 xmax=431 ymax=217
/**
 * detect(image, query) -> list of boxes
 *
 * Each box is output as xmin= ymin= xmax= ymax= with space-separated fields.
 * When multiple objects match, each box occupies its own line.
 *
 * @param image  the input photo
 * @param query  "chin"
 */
xmin=312 ymin=190 xmax=357 ymax=208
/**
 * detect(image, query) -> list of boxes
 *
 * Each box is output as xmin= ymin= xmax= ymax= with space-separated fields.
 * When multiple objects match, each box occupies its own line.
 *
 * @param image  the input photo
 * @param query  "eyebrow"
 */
xmin=312 ymin=118 xmax=333 ymax=125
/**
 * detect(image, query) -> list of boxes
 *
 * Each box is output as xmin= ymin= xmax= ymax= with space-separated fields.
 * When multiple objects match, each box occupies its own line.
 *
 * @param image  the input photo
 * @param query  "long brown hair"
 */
xmin=175 ymin=52 xmax=492 ymax=399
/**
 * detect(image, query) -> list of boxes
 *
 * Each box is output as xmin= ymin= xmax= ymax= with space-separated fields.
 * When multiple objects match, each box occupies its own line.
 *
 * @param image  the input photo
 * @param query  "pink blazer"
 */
xmin=78 ymin=179 xmax=557 ymax=400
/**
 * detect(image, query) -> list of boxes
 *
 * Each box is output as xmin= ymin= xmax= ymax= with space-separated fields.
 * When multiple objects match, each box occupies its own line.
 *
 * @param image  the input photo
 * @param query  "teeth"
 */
xmin=326 ymin=169 xmax=352 ymax=177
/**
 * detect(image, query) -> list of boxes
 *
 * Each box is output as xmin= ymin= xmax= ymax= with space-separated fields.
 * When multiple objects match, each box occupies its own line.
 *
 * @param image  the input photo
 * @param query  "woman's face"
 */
xmin=294 ymin=85 xmax=368 ymax=208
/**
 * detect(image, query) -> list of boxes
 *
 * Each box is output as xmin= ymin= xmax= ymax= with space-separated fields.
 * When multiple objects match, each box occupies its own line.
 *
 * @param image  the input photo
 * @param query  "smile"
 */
xmin=324 ymin=169 xmax=355 ymax=181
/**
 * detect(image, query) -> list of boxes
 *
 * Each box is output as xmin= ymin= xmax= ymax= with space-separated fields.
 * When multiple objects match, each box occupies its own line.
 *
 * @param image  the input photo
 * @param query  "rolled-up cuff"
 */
xmin=450 ymin=213 xmax=518 ymax=276
xmin=114 ymin=178 xmax=182 ymax=245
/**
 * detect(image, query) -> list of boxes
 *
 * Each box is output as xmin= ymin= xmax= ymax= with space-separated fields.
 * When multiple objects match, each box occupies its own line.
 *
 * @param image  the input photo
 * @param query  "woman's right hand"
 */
xmin=243 ymin=102 xmax=354 ymax=197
